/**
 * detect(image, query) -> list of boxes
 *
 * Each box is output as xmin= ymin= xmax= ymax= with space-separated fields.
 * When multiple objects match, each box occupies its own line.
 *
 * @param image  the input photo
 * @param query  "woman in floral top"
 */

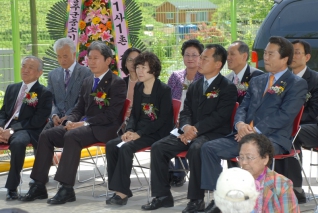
xmin=167 ymin=39 xmax=203 ymax=187
xmin=237 ymin=134 xmax=300 ymax=213
xmin=106 ymin=52 xmax=174 ymax=206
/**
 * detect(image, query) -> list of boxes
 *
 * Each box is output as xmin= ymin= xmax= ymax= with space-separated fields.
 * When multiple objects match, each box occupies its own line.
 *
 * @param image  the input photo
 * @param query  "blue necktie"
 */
xmin=92 ymin=78 xmax=100 ymax=92
xmin=203 ymin=80 xmax=209 ymax=94
xmin=64 ymin=69 xmax=71 ymax=90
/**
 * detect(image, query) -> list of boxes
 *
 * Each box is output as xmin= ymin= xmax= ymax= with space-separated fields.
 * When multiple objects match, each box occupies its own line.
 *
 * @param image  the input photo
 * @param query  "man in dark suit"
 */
xmin=19 ymin=41 xmax=126 ymax=204
xmin=225 ymin=41 xmax=263 ymax=168
xmin=141 ymin=44 xmax=237 ymax=212
xmin=46 ymin=37 xmax=92 ymax=129
xmin=200 ymin=36 xmax=308 ymax=213
xmin=225 ymin=41 xmax=263 ymax=104
xmin=283 ymin=39 xmax=318 ymax=203
xmin=0 ymin=56 xmax=52 ymax=200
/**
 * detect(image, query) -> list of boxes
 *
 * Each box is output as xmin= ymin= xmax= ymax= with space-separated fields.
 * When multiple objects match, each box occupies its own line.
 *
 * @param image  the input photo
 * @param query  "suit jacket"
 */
xmin=66 ymin=70 xmax=127 ymax=142
xmin=235 ymin=70 xmax=308 ymax=151
xmin=126 ymin=79 xmax=174 ymax=140
xmin=167 ymin=69 xmax=203 ymax=100
xmin=226 ymin=65 xmax=263 ymax=104
xmin=179 ymin=74 xmax=238 ymax=140
xmin=0 ymin=81 xmax=52 ymax=144
xmin=47 ymin=63 xmax=92 ymax=118
xmin=262 ymin=168 xmax=299 ymax=213
xmin=300 ymin=67 xmax=318 ymax=124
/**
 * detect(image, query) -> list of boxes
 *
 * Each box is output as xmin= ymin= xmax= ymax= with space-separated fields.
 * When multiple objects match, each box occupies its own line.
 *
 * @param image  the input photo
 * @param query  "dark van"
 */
xmin=252 ymin=0 xmax=318 ymax=71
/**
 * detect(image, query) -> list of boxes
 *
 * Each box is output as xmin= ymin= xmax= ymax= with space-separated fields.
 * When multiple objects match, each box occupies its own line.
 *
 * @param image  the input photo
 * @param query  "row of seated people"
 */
xmin=0 ymin=35 xmax=317 ymax=213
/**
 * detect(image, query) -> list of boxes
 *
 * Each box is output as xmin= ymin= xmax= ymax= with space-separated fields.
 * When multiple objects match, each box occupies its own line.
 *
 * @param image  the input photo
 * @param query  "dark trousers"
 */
xmin=201 ymin=134 xmax=286 ymax=191
xmin=106 ymin=135 xmax=156 ymax=197
xmin=151 ymin=134 xmax=209 ymax=200
xmin=5 ymin=130 xmax=31 ymax=190
xmin=30 ymin=125 xmax=99 ymax=186
xmin=282 ymin=124 xmax=318 ymax=187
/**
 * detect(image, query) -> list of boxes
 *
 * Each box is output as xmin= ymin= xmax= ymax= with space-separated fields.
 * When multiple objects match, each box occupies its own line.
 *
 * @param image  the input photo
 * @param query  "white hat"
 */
xmin=214 ymin=168 xmax=259 ymax=213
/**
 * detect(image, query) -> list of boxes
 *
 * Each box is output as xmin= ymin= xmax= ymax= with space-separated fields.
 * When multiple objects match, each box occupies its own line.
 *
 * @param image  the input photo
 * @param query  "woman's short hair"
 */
xmin=134 ymin=51 xmax=161 ymax=78
xmin=181 ymin=39 xmax=204 ymax=56
xmin=121 ymin=47 xmax=141 ymax=75
xmin=238 ymin=134 xmax=274 ymax=166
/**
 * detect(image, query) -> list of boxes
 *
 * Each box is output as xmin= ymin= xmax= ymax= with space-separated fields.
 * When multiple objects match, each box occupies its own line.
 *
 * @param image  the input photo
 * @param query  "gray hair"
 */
xmin=53 ymin=37 xmax=76 ymax=53
xmin=87 ymin=41 xmax=113 ymax=60
xmin=231 ymin=41 xmax=250 ymax=61
xmin=21 ymin=56 xmax=43 ymax=71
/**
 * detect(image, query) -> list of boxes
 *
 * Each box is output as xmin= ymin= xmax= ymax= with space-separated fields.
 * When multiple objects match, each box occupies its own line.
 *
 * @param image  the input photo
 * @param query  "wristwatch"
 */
xmin=83 ymin=121 xmax=90 ymax=126
xmin=9 ymin=128 xmax=14 ymax=135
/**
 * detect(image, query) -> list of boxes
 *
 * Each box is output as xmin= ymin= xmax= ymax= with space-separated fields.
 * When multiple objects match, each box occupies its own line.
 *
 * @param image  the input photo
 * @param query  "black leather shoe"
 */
xmin=141 ymin=194 xmax=174 ymax=210
xmin=29 ymin=178 xmax=49 ymax=187
xmin=6 ymin=189 xmax=19 ymax=201
xmin=19 ymin=183 xmax=48 ymax=202
xmin=171 ymin=176 xmax=186 ymax=187
xmin=47 ymin=186 xmax=76 ymax=205
xmin=108 ymin=195 xmax=128 ymax=206
xmin=106 ymin=193 xmax=116 ymax=205
xmin=182 ymin=199 xmax=205 ymax=213
xmin=294 ymin=189 xmax=307 ymax=204
xmin=204 ymin=200 xmax=221 ymax=213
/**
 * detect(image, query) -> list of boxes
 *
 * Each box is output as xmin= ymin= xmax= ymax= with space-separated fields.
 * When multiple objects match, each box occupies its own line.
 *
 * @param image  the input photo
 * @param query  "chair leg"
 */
xmin=295 ymin=150 xmax=318 ymax=207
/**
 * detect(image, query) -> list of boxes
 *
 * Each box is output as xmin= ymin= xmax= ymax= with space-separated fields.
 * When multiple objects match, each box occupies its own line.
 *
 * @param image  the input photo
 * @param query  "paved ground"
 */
xmin=1 ymin=149 xmax=318 ymax=212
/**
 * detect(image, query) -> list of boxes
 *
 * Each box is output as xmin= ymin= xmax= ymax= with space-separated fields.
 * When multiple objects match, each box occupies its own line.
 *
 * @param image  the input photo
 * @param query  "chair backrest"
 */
xmin=122 ymin=99 xmax=131 ymax=122
xmin=172 ymin=99 xmax=181 ymax=125
xmin=231 ymin=102 xmax=239 ymax=127
xmin=292 ymin=105 xmax=304 ymax=137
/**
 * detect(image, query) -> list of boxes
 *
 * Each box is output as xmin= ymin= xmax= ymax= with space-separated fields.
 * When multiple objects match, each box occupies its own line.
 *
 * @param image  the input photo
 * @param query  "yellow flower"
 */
xmin=244 ymin=82 xmax=249 ymax=86
xmin=101 ymin=93 xmax=106 ymax=99
xmin=31 ymin=93 xmax=37 ymax=98
xmin=206 ymin=93 xmax=211 ymax=97
xmin=92 ymin=17 xmax=101 ymax=25
xmin=101 ymin=7 xmax=108 ymax=15
xmin=93 ymin=0 xmax=101 ymax=8
xmin=91 ymin=33 xmax=101 ymax=40
xmin=79 ymin=20 xmax=86 ymax=30
xmin=113 ymin=71 xmax=119 ymax=76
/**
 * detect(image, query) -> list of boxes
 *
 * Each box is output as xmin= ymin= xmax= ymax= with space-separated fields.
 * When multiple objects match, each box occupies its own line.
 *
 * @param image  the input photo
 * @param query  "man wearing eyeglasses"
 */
xmin=282 ymin=39 xmax=318 ymax=203
xmin=200 ymin=36 xmax=308 ymax=213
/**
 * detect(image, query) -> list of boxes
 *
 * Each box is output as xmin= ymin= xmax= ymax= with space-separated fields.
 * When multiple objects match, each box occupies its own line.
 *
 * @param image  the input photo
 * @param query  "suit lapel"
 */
xmin=58 ymin=67 xmax=66 ymax=95
xmin=252 ymin=74 xmax=268 ymax=111
xmin=199 ymin=74 xmax=222 ymax=106
xmin=19 ymin=81 xmax=40 ymax=114
xmin=241 ymin=65 xmax=251 ymax=83
xmin=65 ymin=63 xmax=80 ymax=97
xmin=149 ymin=79 xmax=159 ymax=106
xmin=89 ymin=70 xmax=112 ymax=108
xmin=9 ymin=83 xmax=22 ymax=115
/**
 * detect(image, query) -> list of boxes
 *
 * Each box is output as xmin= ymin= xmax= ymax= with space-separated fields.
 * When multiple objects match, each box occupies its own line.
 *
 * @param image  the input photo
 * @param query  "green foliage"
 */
xmin=0 ymin=90 xmax=4 ymax=108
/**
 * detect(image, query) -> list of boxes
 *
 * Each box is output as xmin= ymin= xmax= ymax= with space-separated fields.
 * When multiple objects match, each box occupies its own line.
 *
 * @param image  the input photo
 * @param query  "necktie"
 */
xmin=264 ymin=75 xmax=275 ymax=95
xmin=250 ymin=75 xmax=275 ymax=128
xmin=92 ymin=78 xmax=100 ymax=92
xmin=4 ymin=84 xmax=28 ymax=129
xmin=203 ymin=80 xmax=209 ymax=94
xmin=233 ymin=75 xmax=239 ymax=85
xmin=64 ymin=69 xmax=71 ymax=89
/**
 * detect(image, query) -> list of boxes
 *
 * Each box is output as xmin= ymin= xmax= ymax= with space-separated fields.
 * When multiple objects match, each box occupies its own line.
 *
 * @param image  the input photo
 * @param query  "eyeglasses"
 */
xmin=238 ymin=156 xmax=259 ymax=162
xmin=184 ymin=54 xmax=200 ymax=58
xmin=294 ymin=51 xmax=305 ymax=56
xmin=127 ymin=58 xmax=135 ymax=63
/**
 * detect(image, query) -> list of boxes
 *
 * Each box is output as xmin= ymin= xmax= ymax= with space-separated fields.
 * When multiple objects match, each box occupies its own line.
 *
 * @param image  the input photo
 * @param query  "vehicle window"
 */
xmin=270 ymin=1 xmax=318 ymax=38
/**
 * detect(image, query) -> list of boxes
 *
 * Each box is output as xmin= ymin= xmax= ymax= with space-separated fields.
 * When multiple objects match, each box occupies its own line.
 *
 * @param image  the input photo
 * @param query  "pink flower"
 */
xmin=87 ymin=9 xmax=101 ymax=20
xmin=79 ymin=50 xmax=87 ymax=58
xmin=100 ymin=30 xmax=113 ymax=42
xmin=81 ymin=56 xmax=89 ymax=67
xmin=86 ymin=24 xmax=101 ymax=36
xmin=100 ymin=14 xmax=109 ymax=24
xmin=79 ymin=33 xmax=88 ymax=44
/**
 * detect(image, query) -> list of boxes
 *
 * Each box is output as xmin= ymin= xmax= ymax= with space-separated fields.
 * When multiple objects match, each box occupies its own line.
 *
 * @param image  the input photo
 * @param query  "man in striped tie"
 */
xmin=0 ymin=56 xmax=52 ymax=201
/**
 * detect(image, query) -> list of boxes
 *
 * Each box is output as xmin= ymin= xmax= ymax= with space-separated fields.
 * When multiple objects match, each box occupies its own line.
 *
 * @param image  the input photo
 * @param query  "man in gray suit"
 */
xmin=29 ymin=38 xmax=91 ymax=185
xmin=45 ymin=37 xmax=92 ymax=129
